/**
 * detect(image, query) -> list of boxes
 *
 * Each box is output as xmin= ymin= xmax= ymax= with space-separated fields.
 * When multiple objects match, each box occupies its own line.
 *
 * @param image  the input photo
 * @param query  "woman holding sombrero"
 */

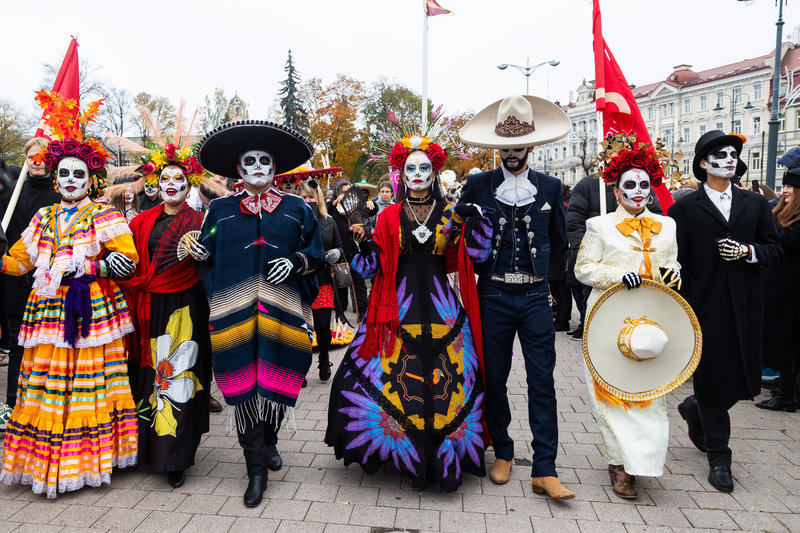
xmin=574 ymin=136 xmax=699 ymax=499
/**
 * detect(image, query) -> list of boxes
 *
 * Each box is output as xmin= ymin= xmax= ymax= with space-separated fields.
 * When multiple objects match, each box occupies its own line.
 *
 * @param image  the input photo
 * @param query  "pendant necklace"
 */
xmin=406 ymin=197 xmax=435 ymax=243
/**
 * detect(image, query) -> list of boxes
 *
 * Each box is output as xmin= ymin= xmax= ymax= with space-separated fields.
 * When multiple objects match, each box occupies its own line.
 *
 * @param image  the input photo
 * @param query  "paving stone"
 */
xmin=93 ymin=508 xmax=148 ymax=531
xmin=179 ymin=513 xmax=236 ymax=532
xmin=504 ymin=495 xmax=553 ymax=518
xmin=305 ymin=501 xmax=354 ymax=524
xmin=688 ymin=491 xmax=744 ymax=510
xmin=419 ymin=490 xmax=463 ymax=512
xmin=335 ymin=484 xmax=380 ymax=506
xmin=9 ymin=502 xmax=70 ymax=524
xmin=93 ymin=488 xmax=149 ymax=508
xmin=227 ymin=516 xmax=281 ymax=533
xmin=529 ymin=516 xmax=581 ymax=533
xmin=49 ymin=503 xmax=109 ymax=527
xmin=260 ymin=498 xmax=311 ymax=521
xmin=636 ymin=505 xmax=692 ymax=527
xmin=484 ymin=513 xmax=535 ymax=532
xmin=134 ymin=510 xmax=193 ymax=532
xmin=438 ymin=510 xmax=487 ymax=532
xmin=348 ymin=504 xmax=397 ymax=527
xmin=275 ymin=520 xmax=325 ymax=533
xmin=377 ymin=488 xmax=421 ymax=509
xmin=135 ymin=491 xmax=187 ymax=511
xmin=294 ymin=481 xmax=339 ymax=502
xmin=726 ymin=510 xmax=790 ymax=532
xmin=463 ymin=493 xmax=506 ymax=514
xmin=395 ymin=507 xmax=440 ymax=531
xmin=283 ymin=465 xmax=327 ymax=483
xmin=591 ymin=502 xmax=644 ymax=524
xmin=8 ymin=525 xmax=64 ymax=533
xmin=322 ymin=524 xmax=370 ymax=533
xmin=681 ymin=508 xmax=739 ymax=529
xmin=217 ymin=495 xmax=268 ymax=517
xmin=576 ymin=520 xmax=628 ymax=533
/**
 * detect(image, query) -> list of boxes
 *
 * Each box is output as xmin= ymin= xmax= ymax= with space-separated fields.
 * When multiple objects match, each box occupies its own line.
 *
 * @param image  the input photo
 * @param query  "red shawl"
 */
xmin=358 ymin=203 xmax=491 ymax=443
xmin=117 ymin=204 xmax=201 ymax=367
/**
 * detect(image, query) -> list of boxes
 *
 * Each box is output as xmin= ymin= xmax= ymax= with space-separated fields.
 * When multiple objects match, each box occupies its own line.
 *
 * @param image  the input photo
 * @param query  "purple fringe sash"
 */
xmin=62 ymin=275 xmax=95 ymax=347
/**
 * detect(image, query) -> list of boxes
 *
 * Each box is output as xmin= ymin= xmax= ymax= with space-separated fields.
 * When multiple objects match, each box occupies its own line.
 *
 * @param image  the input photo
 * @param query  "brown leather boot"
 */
xmin=531 ymin=476 xmax=575 ymax=499
xmin=608 ymin=464 xmax=637 ymax=499
xmin=489 ymin=458 xmax=513 ymax=484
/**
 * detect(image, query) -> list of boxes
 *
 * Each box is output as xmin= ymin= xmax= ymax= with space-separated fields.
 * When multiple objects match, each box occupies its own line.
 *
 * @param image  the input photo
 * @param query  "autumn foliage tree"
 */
xmin=438 ymin=110 xmax=494 ymax=178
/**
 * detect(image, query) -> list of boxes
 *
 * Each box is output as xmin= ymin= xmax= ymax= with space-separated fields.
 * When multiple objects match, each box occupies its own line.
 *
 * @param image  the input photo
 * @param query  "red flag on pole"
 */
xmin=35 ymin=36 xmax=80 ymax=139
xmin=426 ymin=0 xmax=452 ymax=16
xmin=592 ymin=1 xmax=673 ymax=210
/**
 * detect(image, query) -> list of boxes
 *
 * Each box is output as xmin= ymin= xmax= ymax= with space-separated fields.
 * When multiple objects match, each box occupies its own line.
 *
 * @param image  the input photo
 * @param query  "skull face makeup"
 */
xmin=123 ymin=188 xmax=136 ymax=205
xmin=403 ymin=150 xmax=434 ymax=192
xmin=500 ymin=147 xmax=529 ymax=173
xmin=159 ymin=166 xmax=190 ymax=206
xmin=617 ymin=168 xmax=651 ymax=211
xmin=57 ymin=157 xmax=91 ymax=202
xmin=144 ymin=181 xmax=159 ymax=199
xmin=238 ymin=150 xmax=274 ymax=191
xmin=704 ymin=145 xmax=738 ymax=180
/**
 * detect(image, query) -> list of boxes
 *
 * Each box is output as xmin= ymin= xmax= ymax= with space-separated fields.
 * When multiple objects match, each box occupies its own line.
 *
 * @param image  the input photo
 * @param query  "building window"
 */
xmin=753 ymin=83 xmax=762 ymax=100
xmin=733 ymin=119 xmax=742 ymax=134
xmin=699 ymin=95 xmax=708 ymax=111
xmin=732 ymin=87 xmax=743 ymax=104
xmin=752 ymin=151 xmax=761 ymax=171
xmin=570 ymin=168 xmax=577 ymax=181
xmin=683 ymin=159 xmax=690 ymax=173
xmin=796 ymin=112 xmax=800 ymax=130
xmin=663 ymin=128 xmax=672 ymax=145
xmin=716 ymin=92 xmax=724 ymax=108
xmin=699 ymin=124 xmax=707 ymax=137
xmin=683 ymin=99 xmax=691 ymax=114
xmin=663 ymin=103 xmax=674 ymax=117
xmin=779 ymin=113 xmax=785 ymax=131
xmin=683 ymin=127 xmax=691 ymax=144
xmin=647 ymin=105 xmax=655 ymax=120
xmin=715 ymin=121 xmax=724 ymax=131
xmin=753 ymin=116 xmax=761 ymax=135
xmin=563 ymin=146 xmax=567 ymax=159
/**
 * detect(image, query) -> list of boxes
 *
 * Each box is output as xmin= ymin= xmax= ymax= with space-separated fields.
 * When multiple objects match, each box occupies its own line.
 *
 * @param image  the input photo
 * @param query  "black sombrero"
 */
xmin=196 ymin=120 xmax=314 ymax=179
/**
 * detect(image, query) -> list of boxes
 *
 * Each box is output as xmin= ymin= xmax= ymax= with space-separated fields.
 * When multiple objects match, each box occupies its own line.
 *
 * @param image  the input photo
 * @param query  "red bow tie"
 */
xmin=240 ymin=189 xmax=283 ymax=215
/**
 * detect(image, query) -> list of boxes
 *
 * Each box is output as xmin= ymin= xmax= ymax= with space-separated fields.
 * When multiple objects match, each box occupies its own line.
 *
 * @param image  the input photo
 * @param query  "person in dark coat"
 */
xmin=757 ymin=168 xmax=800 ymax=411
xmin=565 ymin=174 xmax=662 ymax=340
xmin=0 ymin=138 xmax=59 ymax=408
xmin=298 ymin=179 xmax=344 ymax=381
xmin=669 ymin=130 xmax=782 ymax=493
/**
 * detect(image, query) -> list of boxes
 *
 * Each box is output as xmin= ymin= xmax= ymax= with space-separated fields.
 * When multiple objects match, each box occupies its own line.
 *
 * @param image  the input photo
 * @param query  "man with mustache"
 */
xmin=457 ymin=95 xmax=573 ymax=499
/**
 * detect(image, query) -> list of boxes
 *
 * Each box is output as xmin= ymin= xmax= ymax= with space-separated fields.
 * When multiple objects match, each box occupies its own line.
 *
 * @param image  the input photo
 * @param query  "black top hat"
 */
xmin=196 ymin=120 xmax=313 ymax=180
xmin=692 ymin=130 xmax=747 ymax=182
xmin=783 ymin=168 xmax=800 ymax=188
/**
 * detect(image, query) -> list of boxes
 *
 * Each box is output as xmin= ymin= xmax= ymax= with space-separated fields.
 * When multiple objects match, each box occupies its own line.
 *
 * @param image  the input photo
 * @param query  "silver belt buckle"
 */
xmin=505 ymin=272 xmax=524 ymax=284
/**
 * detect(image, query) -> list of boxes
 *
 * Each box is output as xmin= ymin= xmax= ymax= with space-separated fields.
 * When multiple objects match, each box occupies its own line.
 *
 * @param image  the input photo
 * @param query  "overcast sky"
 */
xmin=2 ymin=0 xmax=797 ymax=130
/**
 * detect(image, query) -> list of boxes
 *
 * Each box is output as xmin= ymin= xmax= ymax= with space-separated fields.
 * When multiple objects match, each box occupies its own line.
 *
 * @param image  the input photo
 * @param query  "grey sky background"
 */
xmin=2 ymin=0 xmax=797 ymax=130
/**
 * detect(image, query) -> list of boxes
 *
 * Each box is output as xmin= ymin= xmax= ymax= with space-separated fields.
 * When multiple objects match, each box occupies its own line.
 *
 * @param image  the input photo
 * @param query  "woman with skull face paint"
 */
xmin=108 ymin=174 xmax=141 ymax=222
xmin=0 ymin=90 xmax=140 ymax=498
xmin=325 ymin=135 xmax=493 ymax=492
xmin=115 ymin=146 xmax=215 ymax=489
xmin=574 ymin=145 xmax=681 ymax=499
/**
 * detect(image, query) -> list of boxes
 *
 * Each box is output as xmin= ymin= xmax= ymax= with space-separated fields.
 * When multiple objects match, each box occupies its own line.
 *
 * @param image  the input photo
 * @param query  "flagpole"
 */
xmin=597 ymin=110 xmax=607 ymax=216
xmin=1 ymin=164 xmax=29 ymax=232
xmin=422 ymin=0 xmax=429 ymax=131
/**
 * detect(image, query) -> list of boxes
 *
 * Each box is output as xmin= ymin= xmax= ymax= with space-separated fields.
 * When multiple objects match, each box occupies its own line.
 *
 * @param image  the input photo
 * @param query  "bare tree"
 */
xmin=0 ymin=99 xmax=28 ymax=165
xmin=41 ymin=59 xmax=104 ymax=102
xmin=98 ymin=88 xmax=134 ymax=165
xmin=199 ymin=88 xmax=229 ymax=134
xmin=132 ymin=93 xmax=176 ymax=145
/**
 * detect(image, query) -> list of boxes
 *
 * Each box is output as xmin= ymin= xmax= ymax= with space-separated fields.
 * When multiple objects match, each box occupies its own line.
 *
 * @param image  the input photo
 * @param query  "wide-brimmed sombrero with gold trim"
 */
xmin=583 ymin=280 xmax=702 ymax=402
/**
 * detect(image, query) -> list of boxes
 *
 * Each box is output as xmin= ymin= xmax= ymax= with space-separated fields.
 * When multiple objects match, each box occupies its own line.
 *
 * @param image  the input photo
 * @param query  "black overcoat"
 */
xmin=668 ymin=185 xmax=782 ymax=404
xmin=762 ymin=217 xmax=800 ymax=373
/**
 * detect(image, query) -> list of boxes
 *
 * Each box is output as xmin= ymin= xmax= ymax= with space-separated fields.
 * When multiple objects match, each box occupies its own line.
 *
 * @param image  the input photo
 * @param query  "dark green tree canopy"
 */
xmin=279 ymin=50 xmax=310 ymax=139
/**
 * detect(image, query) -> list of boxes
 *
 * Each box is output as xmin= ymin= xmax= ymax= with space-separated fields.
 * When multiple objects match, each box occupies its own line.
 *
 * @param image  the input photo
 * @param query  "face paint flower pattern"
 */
xmin=148 ymin=306 xmax=203 ymax=437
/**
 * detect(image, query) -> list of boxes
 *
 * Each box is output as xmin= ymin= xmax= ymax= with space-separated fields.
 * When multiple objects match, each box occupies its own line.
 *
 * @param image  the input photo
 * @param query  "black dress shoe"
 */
xmin=708 ymin=465 xmax=734 ymax=492
xmin=243 ymin=475 xmax=267 ymax=507
xmin=756 ymin=395 xmax=798 ymax=412
xmin=167 ymin=470 xmax=186 ymax=488
xmin=209 ymin=395 xmax=223 ymax=413
xmin=266 ymin=444 xmax=282 ymax=471
xmin=677 ymin=397 xmax=707 ymax=452
xmin=319 ymin=361 xmax=333 ymax=381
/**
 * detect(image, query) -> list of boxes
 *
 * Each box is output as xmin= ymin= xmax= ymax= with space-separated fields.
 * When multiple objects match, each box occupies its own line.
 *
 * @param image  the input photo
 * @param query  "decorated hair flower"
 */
xmin=389 ymin=135 xmax=448 ymax=171
xmin=595 ymin=133 xmax=666 ymax=188
xmin=31 ymin=90 xmax=110 ymax=199
xmin=138 ymin=143 xmax=206 ymax=187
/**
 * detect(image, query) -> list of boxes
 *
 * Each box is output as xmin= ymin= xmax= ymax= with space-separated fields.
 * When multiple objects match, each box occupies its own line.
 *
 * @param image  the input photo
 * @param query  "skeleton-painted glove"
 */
xmin=178 ymin=232 xmax=210 ymax=262
xmin=325 ymin=248 xmax=342 ymax=264
xmin=716 ymin=237 xmax=750 ymax=261
xmin=453 ymin=203 xmax=483 ymax=222
xmin=621 ymin=272 xmax=643 ymax=289
xmin=266 ymin=254 xmax=303 ymax=284
xmin=105 ymin=251 xmax=136 ymax=277
xmin=659 ymin=267 xmax=682 ymax=290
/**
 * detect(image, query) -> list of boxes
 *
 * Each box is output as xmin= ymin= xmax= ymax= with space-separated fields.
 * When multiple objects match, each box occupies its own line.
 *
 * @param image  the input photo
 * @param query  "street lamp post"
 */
xmin=713 ymin=89 xmax=754 ymax=134
xmin=738 ymin=0 xmax=786 ymax=189
xmin=497 ymin=58 xmax=560 ymax=95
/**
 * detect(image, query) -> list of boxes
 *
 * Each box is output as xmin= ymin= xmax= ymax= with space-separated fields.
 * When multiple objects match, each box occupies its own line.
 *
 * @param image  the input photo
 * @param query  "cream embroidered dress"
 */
xmin=574 ymin=205 xmax=679 ymax=476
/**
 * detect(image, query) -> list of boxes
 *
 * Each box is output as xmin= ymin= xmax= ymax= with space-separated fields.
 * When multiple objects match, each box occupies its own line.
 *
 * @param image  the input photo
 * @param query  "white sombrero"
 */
xmin=583 ymin=280 xmax=702 ymax=402
xmin=459 ymin=95 xmax=571 ymax=149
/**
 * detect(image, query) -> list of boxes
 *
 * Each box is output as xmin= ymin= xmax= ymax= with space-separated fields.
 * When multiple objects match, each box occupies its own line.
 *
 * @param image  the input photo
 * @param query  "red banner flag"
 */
xmin=35 ymin=36 xmax=80 ymax=139
xmin=426 ymin=0 xmax=452 ymax=16
xmin=592 ymin=1 xmax=672 ymax=210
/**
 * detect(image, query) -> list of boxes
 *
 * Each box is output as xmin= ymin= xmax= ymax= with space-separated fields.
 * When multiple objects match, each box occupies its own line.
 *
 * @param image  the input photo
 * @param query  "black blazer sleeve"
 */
xmin=751 ymin=196 xmax=783 ymax=267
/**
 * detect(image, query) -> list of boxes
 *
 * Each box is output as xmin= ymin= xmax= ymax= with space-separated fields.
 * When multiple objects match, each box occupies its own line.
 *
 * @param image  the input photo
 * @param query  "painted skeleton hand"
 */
xmin=325 ymin=248 xmax=342 ymax=264
xmin=621 ymin=272 xmax=643 ymax=290
xmin=716 ymin=237 xmax=750 ymax=262
xmin=266 ymin=254 xmax=303 ymax=284
xmin=659 ymin=267 xmax=682 ymax=290
xmin=178 ymin=232 xmax=210 ymax=262
xmin=106 ymin=251 xmax=136 ymax=277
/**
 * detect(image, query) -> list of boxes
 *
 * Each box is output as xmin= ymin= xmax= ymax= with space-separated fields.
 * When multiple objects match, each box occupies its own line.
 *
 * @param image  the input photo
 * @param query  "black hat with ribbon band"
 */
xmin=692 ymin=130 xmax=747 ymax=182
xmin=783 ymin=168 xmax=800 ymax=188
xmin=196 ymin=120 xmax=313 ymax=180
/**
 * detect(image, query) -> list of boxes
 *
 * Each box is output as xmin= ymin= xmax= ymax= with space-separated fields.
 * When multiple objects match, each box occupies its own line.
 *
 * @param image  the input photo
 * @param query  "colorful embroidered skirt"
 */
xmin=0 ymin=338 xmax=138 ymax=498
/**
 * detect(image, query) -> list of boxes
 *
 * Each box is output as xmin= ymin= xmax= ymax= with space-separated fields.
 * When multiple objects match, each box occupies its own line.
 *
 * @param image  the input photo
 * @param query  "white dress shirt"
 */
xmin=495 ymin=166 xmax=537 ymax=206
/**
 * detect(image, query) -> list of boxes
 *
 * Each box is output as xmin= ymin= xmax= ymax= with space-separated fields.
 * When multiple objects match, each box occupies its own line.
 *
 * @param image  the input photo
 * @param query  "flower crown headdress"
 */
xmin=595 ymin=133 xmax=666 ymax=188
xmin=366 ymin=105 xmax=469 ymax=172
xmin=31 ymin=90 xmax=111 ymax=198
xmin=139 ymin=143 xmax=205 ymax=188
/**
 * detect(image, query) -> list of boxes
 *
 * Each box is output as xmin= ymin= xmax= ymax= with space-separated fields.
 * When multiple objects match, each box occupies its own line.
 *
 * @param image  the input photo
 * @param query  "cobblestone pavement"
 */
xmin=1 ymin=316 xmax=799 ymax=533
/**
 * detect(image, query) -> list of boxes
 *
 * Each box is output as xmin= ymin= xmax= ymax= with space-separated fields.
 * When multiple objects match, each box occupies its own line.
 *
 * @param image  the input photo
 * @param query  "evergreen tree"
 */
xmin=278 ymin=50 xmax=310 ymax=139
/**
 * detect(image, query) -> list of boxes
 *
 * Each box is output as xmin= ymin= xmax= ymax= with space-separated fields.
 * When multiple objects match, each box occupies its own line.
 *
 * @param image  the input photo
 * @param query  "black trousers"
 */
xmin=571 ymin=284 xmax=590 ymax=329
xmin=236 ymin=408 xmax=284 ymax=477
xmin=550 ymin=278 xmax=572 ymax=326
xmin=312 ymin=307 xmax=332 ymax=357
xmin=689 ymin=394 xmax=738 ymax=468
xmin=5 ymin=315 xmax=23 ymax=407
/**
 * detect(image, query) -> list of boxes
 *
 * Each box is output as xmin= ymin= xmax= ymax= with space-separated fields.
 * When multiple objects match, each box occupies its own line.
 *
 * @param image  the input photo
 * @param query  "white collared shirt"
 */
xmin=495 ymin=166 xmax=537 ymax=206
xmin=703 ymin=182 xmax=758 ymax=263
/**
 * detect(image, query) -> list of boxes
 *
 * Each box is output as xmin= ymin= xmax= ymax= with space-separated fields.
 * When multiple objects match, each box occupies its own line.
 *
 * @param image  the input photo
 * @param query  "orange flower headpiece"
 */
xmin=31 ymin=90 xmax=111 ymax=198
xmin=138 ymin=143 xmax=206 ymax=188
